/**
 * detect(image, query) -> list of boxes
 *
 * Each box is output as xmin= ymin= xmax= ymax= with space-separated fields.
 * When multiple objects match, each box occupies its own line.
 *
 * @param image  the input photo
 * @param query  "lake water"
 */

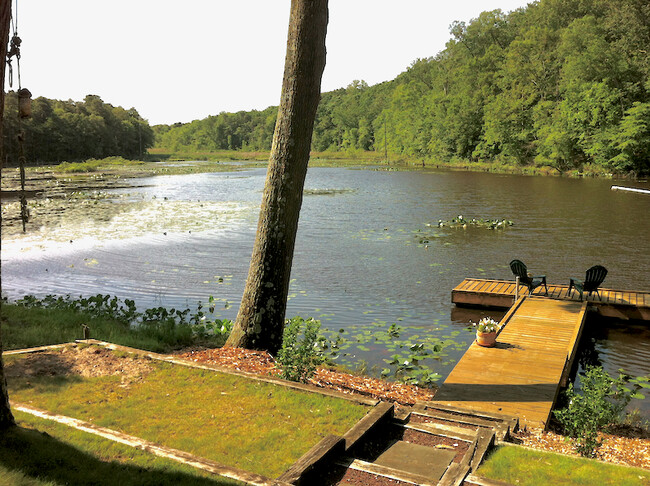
xmin=2 ymin=166 xmax=649 ymax=412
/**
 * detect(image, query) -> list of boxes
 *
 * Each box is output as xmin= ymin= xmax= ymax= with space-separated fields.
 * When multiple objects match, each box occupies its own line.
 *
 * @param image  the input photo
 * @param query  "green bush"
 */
xmin=277 ymin=317 xmax=322 ymax=383
xmin=554 ymin=366 xmax=645 ymax=457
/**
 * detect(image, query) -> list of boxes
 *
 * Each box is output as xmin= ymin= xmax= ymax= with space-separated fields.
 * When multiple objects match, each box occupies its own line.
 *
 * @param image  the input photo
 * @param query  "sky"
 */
xmin=11 ymin=1 xmax=533 ymax=126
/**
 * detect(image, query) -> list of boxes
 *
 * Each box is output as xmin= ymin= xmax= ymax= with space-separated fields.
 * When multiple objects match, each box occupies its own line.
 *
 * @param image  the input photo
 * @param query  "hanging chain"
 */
xmin=6 ymin=0 xmax=29 ymax=231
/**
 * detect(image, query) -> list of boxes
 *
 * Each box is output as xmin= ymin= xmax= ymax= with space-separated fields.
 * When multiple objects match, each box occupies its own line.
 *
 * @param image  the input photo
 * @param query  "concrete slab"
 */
xmin=374 ymin=440 xmax=456 ymax=480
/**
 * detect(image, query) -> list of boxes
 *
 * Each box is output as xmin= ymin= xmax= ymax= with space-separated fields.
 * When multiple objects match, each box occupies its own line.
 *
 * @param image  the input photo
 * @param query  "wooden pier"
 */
xmin=435 ymin=296 xmax=588 ymax=429
xmin=452 ymin=278 xmax=650 ymax=321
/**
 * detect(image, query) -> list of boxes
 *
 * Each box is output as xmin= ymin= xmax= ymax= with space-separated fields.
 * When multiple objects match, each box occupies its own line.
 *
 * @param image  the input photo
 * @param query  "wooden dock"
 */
xmin=452 ymin=278 xmax=650 ymax=321
xmin=434 ymin=296 xmax=588 ymax=429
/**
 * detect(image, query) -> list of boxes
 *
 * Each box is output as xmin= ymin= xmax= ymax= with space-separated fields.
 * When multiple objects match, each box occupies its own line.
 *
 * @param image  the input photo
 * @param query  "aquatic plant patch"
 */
xmin=316 ymin=317 xmax=468 ymax=387
xmin=414 ymin=216 xmax=514 ymax=246
xmin=5 ymin=345 xmax=369 ymax=478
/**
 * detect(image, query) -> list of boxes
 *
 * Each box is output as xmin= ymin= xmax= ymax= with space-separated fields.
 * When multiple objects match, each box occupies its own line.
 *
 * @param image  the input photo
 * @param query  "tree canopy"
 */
xmin=155 ymin=0 xmax=649 ymax=175
xmin=2 ymin=93 xmax=154 ymax=165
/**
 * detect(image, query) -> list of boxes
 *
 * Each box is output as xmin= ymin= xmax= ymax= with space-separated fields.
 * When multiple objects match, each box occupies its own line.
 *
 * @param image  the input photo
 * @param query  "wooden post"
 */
xmin=515 ymin=276 xmax=519 ymax=302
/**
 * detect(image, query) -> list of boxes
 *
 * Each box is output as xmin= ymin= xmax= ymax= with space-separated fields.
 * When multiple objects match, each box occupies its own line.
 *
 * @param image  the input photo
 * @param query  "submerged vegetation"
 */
xmin=434 ymin=216 xmax=514 ymax=230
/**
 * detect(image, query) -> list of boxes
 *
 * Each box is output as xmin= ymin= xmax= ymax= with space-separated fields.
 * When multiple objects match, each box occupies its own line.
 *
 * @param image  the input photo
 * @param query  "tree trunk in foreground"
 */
xmin=0 ymin=0 xmax=16 ymax=429
xmin=225 ymin=0 xmax=328 ymax=354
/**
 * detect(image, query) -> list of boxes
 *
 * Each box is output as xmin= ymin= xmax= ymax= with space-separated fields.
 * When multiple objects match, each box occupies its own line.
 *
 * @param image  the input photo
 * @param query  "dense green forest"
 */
xmin=2 ymin=93 xmax=154 ymax=165
xmin=2 ymin=0 xmax=648 ymax=174
xmin=155 ymin=0 xmax=650 ymax=175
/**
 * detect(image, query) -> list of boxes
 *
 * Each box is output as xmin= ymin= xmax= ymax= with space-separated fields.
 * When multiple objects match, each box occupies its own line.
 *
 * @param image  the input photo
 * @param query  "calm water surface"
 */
xmin=3 ymin=167 xmax=649 ymax=412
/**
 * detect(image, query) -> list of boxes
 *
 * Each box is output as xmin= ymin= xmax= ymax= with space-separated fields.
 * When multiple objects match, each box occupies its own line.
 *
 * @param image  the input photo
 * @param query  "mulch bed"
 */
xmin=175 ymin=346 xmax=650 ymax=471
xmin=512 ymin=427 xmax=650 ymax=470
xmin=315 ymin=465 xmax=414 ymax=486
xmin=332 ymin=467 xmax=414 ymax=486
xmin=349 ymin=423 xmax=469 ymax=465
xmin=176 ymin=346 xmax=436 ymax=406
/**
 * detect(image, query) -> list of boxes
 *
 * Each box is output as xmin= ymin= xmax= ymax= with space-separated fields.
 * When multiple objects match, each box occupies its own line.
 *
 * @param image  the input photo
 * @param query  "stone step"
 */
xmin=374 ymin=440 xmax=456 ymax=481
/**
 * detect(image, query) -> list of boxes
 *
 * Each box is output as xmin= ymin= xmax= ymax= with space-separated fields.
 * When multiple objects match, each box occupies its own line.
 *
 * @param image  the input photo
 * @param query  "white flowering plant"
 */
xmin=473 ymin=317 xmax=499 ymax=333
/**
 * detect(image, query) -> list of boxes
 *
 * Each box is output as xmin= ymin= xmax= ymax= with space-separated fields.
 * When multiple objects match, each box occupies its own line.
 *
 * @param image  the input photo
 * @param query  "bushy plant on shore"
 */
xmin=554 ymin=366 xmax=647 ymax=457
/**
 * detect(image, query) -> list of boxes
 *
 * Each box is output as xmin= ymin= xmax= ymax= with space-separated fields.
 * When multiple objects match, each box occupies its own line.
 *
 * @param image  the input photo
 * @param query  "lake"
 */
xmin=2 ymin=166 xmax=649 ymax=412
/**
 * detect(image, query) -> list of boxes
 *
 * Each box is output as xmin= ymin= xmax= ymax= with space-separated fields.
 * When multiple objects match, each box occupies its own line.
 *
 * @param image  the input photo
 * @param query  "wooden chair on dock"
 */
xmin=568 ymin=265 xmax=608 ymax=301
xmin=510 ymin=259 xmax=548 ymax=296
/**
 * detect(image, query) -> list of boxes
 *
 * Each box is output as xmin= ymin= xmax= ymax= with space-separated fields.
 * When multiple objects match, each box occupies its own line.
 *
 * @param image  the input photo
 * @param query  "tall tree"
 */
xmin=225 ymin=0 xmax=328 ymax=354
xmin=0 ymin=0 xmax=16 ymax=429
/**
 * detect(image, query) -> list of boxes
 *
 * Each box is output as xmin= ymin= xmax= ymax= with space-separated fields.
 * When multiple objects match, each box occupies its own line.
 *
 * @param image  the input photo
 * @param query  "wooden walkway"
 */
xmin=452 ymin=278 xmax=650 ymax=321
xmin=434 ymin=296 xmax=588 ymax=429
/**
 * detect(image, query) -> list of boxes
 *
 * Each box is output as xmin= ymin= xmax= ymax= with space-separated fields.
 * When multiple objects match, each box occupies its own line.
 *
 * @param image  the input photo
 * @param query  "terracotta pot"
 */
xmin=476 ymin=331 xmax=497 ymax=347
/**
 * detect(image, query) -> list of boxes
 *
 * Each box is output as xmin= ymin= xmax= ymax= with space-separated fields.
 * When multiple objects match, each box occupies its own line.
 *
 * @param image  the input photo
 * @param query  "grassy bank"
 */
xmin=147 ymin=148 xmax=619 ymax=177
xmin=1 ymin=412 xmax=241 ymax=486
xmin=6 ymin=346 xmax=367 ymax=478
xmin=5 ymin=150 xmax=619 ymax=187
xmin=478 ymin=445 xmax=650 ymax=486
xmin=0 ymin=296 xmax=228 ymax=353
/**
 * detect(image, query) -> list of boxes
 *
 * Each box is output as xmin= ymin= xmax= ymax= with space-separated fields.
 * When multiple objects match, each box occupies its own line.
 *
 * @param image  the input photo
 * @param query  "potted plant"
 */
xmin=473 ymin=317 xmax=499 ymax=347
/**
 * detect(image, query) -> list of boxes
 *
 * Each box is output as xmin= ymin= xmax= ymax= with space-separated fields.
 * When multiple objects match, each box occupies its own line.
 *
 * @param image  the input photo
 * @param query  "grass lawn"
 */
xmin=477 ymin=445 xmax=650 ymax=486
xmin=5 ymin=346 xmax=369 ymax=478
xmin=0 ymin=411 xmax=242 ymax=486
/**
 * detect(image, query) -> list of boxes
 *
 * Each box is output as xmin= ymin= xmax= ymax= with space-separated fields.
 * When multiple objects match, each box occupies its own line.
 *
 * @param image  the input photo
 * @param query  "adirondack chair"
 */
xmin=509 ymin=259 xmax=548 ymax=296
xmin=568 ymin=265 xmax=608 ymax=301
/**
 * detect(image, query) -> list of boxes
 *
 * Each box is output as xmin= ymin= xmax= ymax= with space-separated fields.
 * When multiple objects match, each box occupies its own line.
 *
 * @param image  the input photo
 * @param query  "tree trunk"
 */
xmin=225 ymin=0 xmax=328 ymax=355
xmin=0 ymin=0 xmax=16 ymax=429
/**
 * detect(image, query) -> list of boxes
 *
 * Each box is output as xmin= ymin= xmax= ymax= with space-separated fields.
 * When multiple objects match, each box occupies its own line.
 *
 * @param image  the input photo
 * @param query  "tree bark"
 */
xmin=0 ymin=0 xmax=16 ymax=429
xmin=225 ymin=0 xmax=328 ymax=355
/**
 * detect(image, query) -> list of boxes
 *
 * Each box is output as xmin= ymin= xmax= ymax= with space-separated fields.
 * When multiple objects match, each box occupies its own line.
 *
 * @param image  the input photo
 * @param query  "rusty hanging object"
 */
xmin=18 ymin=87 xmax=31 ymax=118
xmin=7 ymin=16 xmax=30 ymax=231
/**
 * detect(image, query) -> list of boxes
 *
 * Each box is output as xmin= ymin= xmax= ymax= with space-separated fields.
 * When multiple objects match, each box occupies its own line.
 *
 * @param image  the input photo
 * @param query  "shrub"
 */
xmin=554 ymin=366 xmax=645 ymax=457
xmin=277 ymin=317 xmax=322 ymax=383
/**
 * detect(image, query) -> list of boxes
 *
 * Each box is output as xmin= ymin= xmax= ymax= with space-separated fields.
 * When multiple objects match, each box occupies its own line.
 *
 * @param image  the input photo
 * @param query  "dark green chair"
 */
xmin=510 ymin=259 xmax=548 ymax=296
xmin=568 ymin=265 xmax=608 ymax=301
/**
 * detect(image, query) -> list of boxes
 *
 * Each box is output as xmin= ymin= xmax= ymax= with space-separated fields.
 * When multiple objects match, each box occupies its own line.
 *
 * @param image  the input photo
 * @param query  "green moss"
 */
xmin=0 ymin=412 xmax=243 ymax=485
xmin=478 ymin=445 xmax=650 ymax=486
xmin=7 ymin=353 xmax=368 ymax=478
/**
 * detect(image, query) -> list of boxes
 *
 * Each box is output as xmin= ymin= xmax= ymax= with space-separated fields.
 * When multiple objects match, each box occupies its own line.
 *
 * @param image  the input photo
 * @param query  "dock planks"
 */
xmin=452 ymin=278 xmax=650 ymax=321
xmin=434 ymin=296 xmax=588 ymax=429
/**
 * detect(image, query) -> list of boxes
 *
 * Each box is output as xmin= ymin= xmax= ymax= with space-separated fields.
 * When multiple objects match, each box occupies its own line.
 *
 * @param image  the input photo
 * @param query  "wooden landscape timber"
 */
xmin=452 ymin=278 xmax=650 ymax=321
xmin=342 ymin=401 xmax=394 ymax=451
xmin=277 ymin=435 xmax=345 ymax=485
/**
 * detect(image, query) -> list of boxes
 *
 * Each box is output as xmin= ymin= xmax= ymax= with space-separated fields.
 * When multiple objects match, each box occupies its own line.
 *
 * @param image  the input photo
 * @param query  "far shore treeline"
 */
xmin=2 ymin=0 xmax=649 ymax=175
xmin=2 ymin=93 xmax=154 ymax=164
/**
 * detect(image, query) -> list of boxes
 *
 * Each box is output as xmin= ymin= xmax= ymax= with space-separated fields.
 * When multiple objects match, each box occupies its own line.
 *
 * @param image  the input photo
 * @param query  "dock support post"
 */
xmin=515 ymin=277 xmax=519 ymax=302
